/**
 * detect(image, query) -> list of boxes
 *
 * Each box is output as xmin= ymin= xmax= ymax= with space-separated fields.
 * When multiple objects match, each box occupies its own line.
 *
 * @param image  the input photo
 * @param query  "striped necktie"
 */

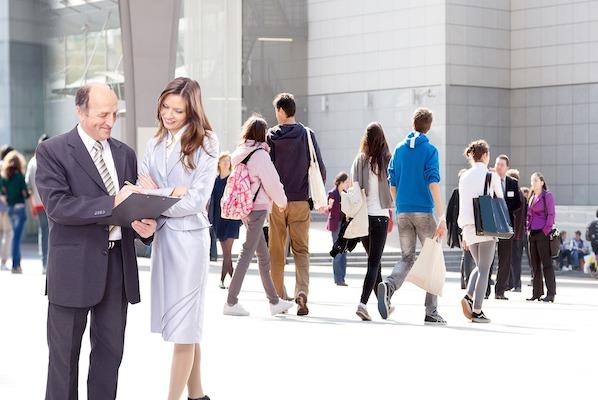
xmin=93 ymin=141 xmax=116 ymax=196
xmin=93 ymin=141 xmax=117 ymax=236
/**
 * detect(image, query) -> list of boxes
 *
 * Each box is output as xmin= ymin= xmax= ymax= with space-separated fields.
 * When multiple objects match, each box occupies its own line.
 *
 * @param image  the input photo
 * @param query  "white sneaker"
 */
xmin=270 ymin=299 xmax=294 ymax=316
xmin=356 ymin=304 xmax=372 ymax=321
xmin=223 ymin=302 xmax=250 ymax=316
xmin=0 ymin=264 xmax=9 ymax=271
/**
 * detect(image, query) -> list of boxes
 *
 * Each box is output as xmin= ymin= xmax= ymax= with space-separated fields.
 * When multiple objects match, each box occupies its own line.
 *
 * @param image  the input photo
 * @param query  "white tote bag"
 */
xmin=340 ymin=182 xmax=363 ymax=218
xmin=343 ymin=188 xmax=369 ymax=239
xmin=306 ymin=128 xmax=327 ymax=209
xmin=405 ymin=238 xmax=446 ymax=296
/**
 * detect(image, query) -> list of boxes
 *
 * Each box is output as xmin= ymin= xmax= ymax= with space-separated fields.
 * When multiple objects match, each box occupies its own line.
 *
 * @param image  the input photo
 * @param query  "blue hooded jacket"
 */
xmin=387 ymin=131 xmax=440 ymax=214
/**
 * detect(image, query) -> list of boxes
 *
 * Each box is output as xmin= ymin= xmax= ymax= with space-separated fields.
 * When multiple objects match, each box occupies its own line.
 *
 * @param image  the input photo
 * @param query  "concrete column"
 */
xmin=119 ymin=0 xmax=181 ymax=153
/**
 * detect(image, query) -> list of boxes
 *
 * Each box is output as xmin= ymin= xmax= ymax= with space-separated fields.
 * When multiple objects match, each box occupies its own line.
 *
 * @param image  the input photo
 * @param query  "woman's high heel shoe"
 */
xmin=541 ymin=296 xmax=555 ymax=303
xmin=526 ymin=296 xmax=541 ymax=301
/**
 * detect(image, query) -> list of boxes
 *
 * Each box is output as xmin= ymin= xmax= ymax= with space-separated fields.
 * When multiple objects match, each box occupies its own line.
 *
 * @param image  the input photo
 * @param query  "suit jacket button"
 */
xmin=102 ymin=250 xmax=108 ymax=256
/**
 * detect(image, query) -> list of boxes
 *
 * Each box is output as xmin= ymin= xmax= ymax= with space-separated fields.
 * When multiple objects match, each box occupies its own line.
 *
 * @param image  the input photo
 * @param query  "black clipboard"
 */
xmin=98 ymin=193 xmax=180 ymax=227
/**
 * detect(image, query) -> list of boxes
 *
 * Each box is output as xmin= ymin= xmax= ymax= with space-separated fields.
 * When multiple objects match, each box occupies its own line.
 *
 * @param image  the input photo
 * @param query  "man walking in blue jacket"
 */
xmin=377 ymin=107 xmax=447 ymax=324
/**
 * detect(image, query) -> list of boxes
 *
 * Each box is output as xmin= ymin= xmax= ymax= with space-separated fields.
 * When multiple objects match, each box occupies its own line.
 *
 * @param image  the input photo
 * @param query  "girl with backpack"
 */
xmin=222 ymin=114 xmax=294 ymax=316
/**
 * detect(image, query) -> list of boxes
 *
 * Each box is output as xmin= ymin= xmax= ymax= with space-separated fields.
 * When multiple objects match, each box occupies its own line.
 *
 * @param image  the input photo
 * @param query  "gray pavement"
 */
xmin=0 ymin=236 xmax=596 ymax=399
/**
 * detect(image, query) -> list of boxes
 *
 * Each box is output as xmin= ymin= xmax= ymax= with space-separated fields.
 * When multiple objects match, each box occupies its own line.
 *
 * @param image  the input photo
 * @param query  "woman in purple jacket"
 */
xmin=526 ymin=172 xmax=557 ymax=302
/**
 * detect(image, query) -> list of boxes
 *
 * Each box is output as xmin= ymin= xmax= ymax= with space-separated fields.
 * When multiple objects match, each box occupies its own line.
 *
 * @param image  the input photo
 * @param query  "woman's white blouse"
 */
xmin=457 ymin=162 xmax=504 ymax=246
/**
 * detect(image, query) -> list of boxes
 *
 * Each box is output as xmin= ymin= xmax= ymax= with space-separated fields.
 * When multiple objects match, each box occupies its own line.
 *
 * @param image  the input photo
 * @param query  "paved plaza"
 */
xmin=1 ymin=233 xmax=596 ymax=400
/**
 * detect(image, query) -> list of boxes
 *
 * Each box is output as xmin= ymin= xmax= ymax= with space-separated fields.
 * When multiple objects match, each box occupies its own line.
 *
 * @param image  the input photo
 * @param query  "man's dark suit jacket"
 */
xmin=503 ymin=175 xmax=522 ymax=227
xmin=36 ymin=127 xmax=150 ymax=308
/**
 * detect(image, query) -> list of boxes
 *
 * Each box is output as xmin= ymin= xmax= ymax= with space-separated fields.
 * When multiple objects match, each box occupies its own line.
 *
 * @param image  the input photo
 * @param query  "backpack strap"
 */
xmin=241 ymin=148 xmax=263 ymax=165
xmin=240 ymin=148 xmax=265 ymax=202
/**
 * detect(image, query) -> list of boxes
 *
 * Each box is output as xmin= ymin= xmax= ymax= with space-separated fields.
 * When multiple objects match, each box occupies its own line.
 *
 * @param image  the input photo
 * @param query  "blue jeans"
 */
xmin=331 ymin=228 xmax=347 ymax=284
xmin=8 ymin=205 xmax=26 ymax=268
xmin=38 ymin=210 xmax=49 ymax=268
xmin=571 ymin=250 xmax=585 ymax=270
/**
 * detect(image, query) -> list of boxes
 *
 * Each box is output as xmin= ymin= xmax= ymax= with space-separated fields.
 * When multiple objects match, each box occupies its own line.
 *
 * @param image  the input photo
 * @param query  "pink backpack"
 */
xmin=220 ymin=149 xmax=263 ymax=220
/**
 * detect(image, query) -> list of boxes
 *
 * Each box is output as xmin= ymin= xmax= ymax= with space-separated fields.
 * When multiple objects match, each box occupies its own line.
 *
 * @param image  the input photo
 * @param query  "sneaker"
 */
xmin=270 ymin=299 xmax=294 ymax=316
xmin=512 ymin=287 xmax=521 ymax=292
xmin=0 ymin=264 xmax=9 ymax=271
xmin=336 ymin=282 xmax=348 ymax=287
xmin=377 ymin=282 xmax=391 ymax=320
xmin=223 ymin=302 xmax=250 ymax=316
xmin=218 ymin=281 xmax=226 ymax=289
xmin=356 ymin=304 xmax=371 ymax=321
xmin=472 ymin=310 xmax=491 ymax=323
xmin=296 ymin=292 xmax=309 ymax=316
xmin=461 ymin=295 xmax=473 ymax=320
xmin=11 ymin=266 xmax=22 ymax=274
xmin=424 ymin=314 xmax=447 ymax=326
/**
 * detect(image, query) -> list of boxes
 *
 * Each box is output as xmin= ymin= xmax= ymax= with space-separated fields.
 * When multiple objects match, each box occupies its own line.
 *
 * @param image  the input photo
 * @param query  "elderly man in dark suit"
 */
xmin=493 ymin=154 xmax=522 ymax=300
xmin=36 ymin=83 xmax=157 ymax=400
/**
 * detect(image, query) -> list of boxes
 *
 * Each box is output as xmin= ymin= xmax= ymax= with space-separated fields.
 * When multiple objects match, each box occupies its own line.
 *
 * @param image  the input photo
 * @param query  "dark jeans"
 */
xmin=38 ymin=210 xmax=49 ymax=268
xmin=360 ymin=216 xmax=388 ymax=305
xmin=8 ymin=205 xmax=26 ymax=268
xmin=559 ymin=249 xmax=573 ymax=269
xmin=529 ymin=230 xmax=557 ymax=297
xmin=496 ymin=237 xmax=512 ymax=296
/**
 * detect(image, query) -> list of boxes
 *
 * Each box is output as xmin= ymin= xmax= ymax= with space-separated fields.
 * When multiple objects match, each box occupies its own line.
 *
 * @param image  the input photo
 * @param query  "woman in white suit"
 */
xmin=138 ymin=77 xmax=217 ymax=400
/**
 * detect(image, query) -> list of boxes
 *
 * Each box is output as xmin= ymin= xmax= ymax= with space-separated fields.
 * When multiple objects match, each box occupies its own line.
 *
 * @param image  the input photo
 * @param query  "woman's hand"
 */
xmin=462 ymin=239 xmax=469 ymax=252
xmin=138 ymin=175 xmax=159 ymax=190
xmin=131 ymin=218 xmax=157 ymax=239
xmin=171 ymin=186 xmax=188 ymax=197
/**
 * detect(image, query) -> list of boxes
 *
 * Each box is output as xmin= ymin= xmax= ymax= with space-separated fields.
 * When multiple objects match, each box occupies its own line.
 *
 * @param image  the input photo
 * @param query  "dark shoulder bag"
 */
xmin=473 ymin=172 xmax=514 ymax=239
xmin=542 ymin=193 xmax=561 ymax=259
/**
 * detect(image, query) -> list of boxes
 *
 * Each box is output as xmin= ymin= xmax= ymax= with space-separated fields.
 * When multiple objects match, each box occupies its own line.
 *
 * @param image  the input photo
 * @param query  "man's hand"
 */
xmin=114 ymin=185 xmax=141 ymax=208
xmin=436 ymin=218 xmax=447 ymax=239
xmin=278 ymin=204 xmax=287 ymax=213
xmin=138 ymin=175 xmax=159 ymax=190
xmin=131 ymin=219 xmax=157 ymax=239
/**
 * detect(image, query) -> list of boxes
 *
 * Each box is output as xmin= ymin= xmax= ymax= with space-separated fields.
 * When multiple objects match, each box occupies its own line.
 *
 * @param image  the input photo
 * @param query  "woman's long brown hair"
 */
xmin=359 ymin=122 xmax=391 ymax=175
xmin=155 ymin=77 xmax=214 ymax=170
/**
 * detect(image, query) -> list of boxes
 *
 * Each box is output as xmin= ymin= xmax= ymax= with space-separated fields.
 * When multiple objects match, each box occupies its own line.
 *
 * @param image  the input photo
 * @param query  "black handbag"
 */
xmin=542 ymin=194 xmax=561 ymax=259
xmin=473 ymin=172 xmax=514 ymax=239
